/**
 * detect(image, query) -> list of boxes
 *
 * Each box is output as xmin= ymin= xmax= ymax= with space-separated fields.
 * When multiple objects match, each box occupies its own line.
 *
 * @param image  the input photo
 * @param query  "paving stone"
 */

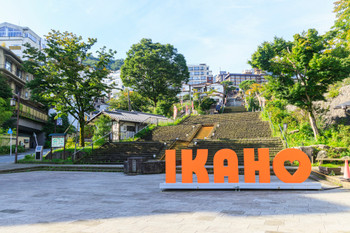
xmin=0 ymin=171 xmax=349 ymax=232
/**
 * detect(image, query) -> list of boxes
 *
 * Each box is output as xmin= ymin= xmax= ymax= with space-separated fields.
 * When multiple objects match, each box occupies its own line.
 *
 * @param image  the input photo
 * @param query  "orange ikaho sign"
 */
xmin=165 ymin=148 xmax=311 ymax=184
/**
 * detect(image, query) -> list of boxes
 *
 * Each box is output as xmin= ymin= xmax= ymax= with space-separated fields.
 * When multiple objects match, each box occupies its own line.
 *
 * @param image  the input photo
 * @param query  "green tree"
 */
xmin=92 ymin=115 xmax=111 ymax=145
xmin=249 ymin=29 xmax=350 ymax=140
xmin=108 ymin=89 xmax=153 ymax=113
xmin=83 ymin=56 xmax=124 ymax=71
xmin=0 ymin=74 xmax=13 ymax=129
xmin=221 ymin=80 xmax=233 ymax=95
xmin=43 ymin=113 xmax=74 ymax=146
xmin=23 ymin=30 xmax=116 ymax=146
xmin=333 ymin=0 xmax=350 ymax=46
xmin=110 ymin=59 xmax=124 ymax=71
xmin=121 ymin=38 xmax=189 ymax=108
xmin=239 ymin=80 xmax=257 ymax=91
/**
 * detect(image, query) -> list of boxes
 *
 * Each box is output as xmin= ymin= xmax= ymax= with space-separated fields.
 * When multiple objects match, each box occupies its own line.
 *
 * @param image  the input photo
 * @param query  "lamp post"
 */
xmin=10 ymin=90 xmax=21 ymax=163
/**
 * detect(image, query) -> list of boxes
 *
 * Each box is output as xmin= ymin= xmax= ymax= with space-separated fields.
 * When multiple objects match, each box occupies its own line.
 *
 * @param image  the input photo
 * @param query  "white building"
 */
xmin=103 ymin=70 xmax=125 ymax=99
xmin=179 ymin=82 xmax=224 ymax=103
xmin=187 ymin=64 xmax=213 ymax=85
xmin=0 ymin=22 xmax=46 ymax=59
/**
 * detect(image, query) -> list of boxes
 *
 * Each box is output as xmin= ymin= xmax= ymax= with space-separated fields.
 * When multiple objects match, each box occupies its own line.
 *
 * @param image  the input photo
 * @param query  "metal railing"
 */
xmin=267 ymin=112 xmax=288 ymax=148
xmin=71 ymin=131 xmax=112 ymax=160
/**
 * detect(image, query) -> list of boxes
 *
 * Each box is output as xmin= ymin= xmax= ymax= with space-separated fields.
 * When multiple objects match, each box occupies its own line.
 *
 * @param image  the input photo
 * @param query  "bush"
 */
xmin=183 ymin=94 xmax=190 ymax=101
xmin=328 ymin=88 xmax=339 ymax=98
xmin=0 ymin=145 xmax=25 ymax=154
xmin=201 ymin=98 xmax=215 ymax=111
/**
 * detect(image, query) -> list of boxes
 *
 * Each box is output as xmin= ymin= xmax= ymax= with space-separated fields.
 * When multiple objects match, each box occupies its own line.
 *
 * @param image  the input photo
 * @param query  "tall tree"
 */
xmin=0 ymin=74 xmax=14 ymax=129
xmin=121 ymin=38 xmax=189 ymax=108
xmin=249 ymin=29 xmax=350 ymax=140
xmin=108 ymin=89 xmax=153 ymax=113
xmin=239 ymin=80 xmax=257 ymax=91
xmin=23 ymin=30 xmax=116 ymax=146
xmin=333 ymin=0 xmax=350 ymax=46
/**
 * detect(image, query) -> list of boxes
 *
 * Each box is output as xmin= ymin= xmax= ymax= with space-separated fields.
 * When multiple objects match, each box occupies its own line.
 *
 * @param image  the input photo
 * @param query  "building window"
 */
xmin=127 ymin=126 xmax=136 ymax=132
xmin=15 ymin=85 xmax=21 ymax=96
xmin=5 ymin=60 xmax=12 ymax=72
xmin=16 ymin=69 xmax=22 ymax=79
xmin=26 ymin=75 xmax=29 ymax=81
xmin=7 ymin=27 xmax=22 ymax=37
xmin=25 ymin=92 xmax=28 ymax=98
xmin=25 ymin=32 xmax=37 ymax=43
xmin=0 ymin=27 xmax=6 ymax=37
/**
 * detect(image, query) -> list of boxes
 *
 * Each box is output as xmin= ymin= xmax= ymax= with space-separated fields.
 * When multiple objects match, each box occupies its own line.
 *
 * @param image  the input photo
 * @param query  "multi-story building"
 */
xmin=0 ymin=46 xmax=48 ymax=147
xmin=187 ymin=64 xmax=213 ymax=85
xmin=224 ymin=69 xmax=267 ymax=87
xmin=0 ymin=22 xmax=46 ymax=59
xmin=215 ymin=71 xmax=228 ymax=83
xmin=104 ymin=70 xmax=125 ymax=99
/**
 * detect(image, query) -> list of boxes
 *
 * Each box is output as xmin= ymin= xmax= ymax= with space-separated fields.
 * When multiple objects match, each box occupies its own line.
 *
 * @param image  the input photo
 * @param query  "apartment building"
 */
xmin=0 ymin=22 xmax=46 ymax=59
xmin=224 ymin=69 xmax=267 ymax=87
xmin=0 ymin=46 xmax=48 ymax=147
xmin=187 ymin=64 xmax=213 ymax=85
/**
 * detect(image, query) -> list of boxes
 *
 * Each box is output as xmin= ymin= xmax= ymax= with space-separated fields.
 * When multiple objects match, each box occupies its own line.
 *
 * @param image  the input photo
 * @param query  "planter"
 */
xmin=318 ymin=166 xmax=341 ymax=175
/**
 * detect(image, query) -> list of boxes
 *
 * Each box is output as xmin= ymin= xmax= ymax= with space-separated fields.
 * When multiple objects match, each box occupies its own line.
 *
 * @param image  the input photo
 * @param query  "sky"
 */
xmin=1 ymin=0 xmax=336 ymax=74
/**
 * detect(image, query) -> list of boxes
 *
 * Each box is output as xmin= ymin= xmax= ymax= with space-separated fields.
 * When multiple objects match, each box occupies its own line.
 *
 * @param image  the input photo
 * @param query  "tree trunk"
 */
xmin=308 ymin=110 xmax=319 ymax=141
xmin=79 ymin=120 xmax=85 ymax=147
xmin=153 ymin=98 xmax=158 ymax=108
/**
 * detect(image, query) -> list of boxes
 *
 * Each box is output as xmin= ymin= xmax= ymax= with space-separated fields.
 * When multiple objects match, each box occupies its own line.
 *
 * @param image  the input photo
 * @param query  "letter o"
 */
xmin=273 ymin=148 xmax=311 ymax=183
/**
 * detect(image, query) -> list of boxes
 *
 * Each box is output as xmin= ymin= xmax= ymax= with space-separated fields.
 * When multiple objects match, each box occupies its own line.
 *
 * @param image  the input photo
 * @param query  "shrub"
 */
xmin=328 ymin=88 xmax=339 ymax=98
xmin=0 ymin=145 xmax=25 ymax=154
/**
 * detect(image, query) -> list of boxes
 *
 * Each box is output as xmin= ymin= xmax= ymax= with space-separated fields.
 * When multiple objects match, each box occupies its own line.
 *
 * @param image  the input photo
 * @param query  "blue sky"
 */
xmin=2 ymin=0 xmax=336 ymax=74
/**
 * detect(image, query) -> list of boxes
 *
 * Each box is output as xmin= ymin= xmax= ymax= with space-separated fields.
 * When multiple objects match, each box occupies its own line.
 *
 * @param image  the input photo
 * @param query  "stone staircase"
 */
xmin=76 ymin=142 xmax=165 ymax=164
xmin=77 ymin=107 xmax=284 ymax=165
xmin=160 ymin=109 xmax=284 ymax=164
xmin=187 ymin=138 xmax=284 ymax=165
xmin=223 ymin=106 xmax=246 ymax=113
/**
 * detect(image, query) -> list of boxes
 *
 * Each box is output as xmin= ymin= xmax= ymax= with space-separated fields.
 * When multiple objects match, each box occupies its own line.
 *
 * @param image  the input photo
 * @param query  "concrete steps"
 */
xmin=76 ymin=142 xmax=165 ymax=164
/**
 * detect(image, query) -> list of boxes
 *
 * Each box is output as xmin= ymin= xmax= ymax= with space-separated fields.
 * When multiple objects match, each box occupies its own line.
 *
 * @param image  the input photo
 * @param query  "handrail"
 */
xmin=159 ymin=139 xmax=177 ymax=160
xmin=278 ymin=124 xmax=289 ymax=148
xmin=267 ymin=112 xmax=288 ymax=148
xmin=72 ymin=131 xmax=112 ymax=158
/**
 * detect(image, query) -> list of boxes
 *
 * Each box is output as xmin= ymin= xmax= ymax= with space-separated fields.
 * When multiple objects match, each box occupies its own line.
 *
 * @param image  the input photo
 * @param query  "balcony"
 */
xmin=18 ymin=110 xmax=48 ymax=123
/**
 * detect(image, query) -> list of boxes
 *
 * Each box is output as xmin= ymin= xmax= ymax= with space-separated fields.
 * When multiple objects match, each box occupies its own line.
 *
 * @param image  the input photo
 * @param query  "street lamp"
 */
xmin=10 ymin=91 xmax=21 ymax=163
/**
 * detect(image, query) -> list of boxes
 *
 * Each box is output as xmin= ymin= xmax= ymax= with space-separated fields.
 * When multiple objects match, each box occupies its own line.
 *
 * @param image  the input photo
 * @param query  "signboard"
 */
xmin=7 ymin=128 xmax=13 ymax=134
xmin=160 ymin=148 xmax=321 ymax=190
xmin=52 ymin=136 xmax=65 ymax=147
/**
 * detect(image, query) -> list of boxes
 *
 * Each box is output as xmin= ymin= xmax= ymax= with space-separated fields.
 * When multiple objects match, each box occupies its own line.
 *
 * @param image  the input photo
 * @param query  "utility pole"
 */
xmin=15 ymin=89 xmax=21 ymax=163
xmin=127 ymin=89 xmax=132 ymax=111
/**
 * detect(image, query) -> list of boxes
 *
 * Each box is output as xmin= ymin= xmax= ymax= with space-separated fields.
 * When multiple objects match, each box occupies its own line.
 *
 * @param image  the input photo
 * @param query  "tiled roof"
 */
xmin=89 ymin=110 xmax=171 ymax=124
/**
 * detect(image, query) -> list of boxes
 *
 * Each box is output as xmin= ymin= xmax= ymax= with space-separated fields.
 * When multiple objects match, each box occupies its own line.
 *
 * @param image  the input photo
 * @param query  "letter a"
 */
xmin=182 ymin=149 xmax=209 ymax=183
xmin=214 ymin=149 xmax=239 ymax=183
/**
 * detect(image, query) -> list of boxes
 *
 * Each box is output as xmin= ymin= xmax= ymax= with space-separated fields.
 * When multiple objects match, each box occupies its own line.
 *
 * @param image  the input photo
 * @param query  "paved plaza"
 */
xmin=0 ymin=171 xmax=349 ymax=233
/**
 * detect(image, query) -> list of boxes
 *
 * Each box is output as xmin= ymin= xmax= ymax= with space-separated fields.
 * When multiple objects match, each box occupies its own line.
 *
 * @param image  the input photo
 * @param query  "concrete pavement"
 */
xmin=0 ymin=171 xmax=349 ymax=232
